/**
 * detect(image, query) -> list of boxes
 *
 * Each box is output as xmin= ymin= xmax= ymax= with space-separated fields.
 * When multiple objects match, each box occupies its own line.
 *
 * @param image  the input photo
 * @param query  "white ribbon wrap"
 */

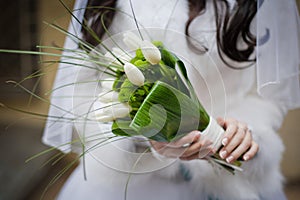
xmin=198 ymin=116 xmax=224 ymax=158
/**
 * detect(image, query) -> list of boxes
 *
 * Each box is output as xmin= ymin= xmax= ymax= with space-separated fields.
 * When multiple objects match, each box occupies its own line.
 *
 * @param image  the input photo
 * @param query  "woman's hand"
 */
xmin=150 ymin=131 xmax=214 ymax=161
xmin=150 ymin=117 xmax=259 ymax=162
xmin=217 ymin=117 xmax=259 ymax=163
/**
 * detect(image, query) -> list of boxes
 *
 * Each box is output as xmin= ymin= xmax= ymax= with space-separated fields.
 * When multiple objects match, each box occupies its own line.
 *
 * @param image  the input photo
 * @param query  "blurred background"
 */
xmin=0 ymin=0 xmax=299 ymax=199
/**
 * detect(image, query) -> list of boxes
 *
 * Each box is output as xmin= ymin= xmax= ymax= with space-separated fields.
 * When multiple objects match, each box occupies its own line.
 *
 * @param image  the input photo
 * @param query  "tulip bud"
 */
xmin=98 ymin=91 xmax=119 ymax=103
xmin=104 ymin=47 xmax=131 ymax=65
xmin=140 ymin=40 xmax=161 ymax=65
xmin=94 ymin=101 xmax=114 ymax=122
xmin=123 ymin=32 xmax=143 ymax=50
xmin=95 ymin=114 xmax=115 ymax=123
xmin=124 ymin=62 xmax=145 ymax=86
xmin=101 ymin=78 xmax=115 ymax=91
xmin=112 ymin=47 xmax=132 ymax=63
xmin=103 ymin=102 xmax=132 ymax=119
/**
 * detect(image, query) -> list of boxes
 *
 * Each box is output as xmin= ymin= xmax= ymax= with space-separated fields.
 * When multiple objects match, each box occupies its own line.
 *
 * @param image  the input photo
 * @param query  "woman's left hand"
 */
xmin=149 ymin=131 xmax=214 ymax=160
xmin=216 ymin=117 xmax=259 ymax=163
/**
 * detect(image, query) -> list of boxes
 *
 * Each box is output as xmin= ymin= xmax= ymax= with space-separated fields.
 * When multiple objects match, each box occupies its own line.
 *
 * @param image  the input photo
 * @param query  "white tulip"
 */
xmin=95 ymin=114 xmax=115 ymax=123
xmin=113 ymin=47 xmax=131 ymax=62
xmin=93 ymin=101 xmax=114 ymax=122
xmin=124 ymin=62 xmax=145 ymax=86
xmin=103 ymin=102 xmax=132 ymax=119
xmin=101 ymin=78 xmax=115 ymax=91
xmin=123 ymin=32 xmax=143 ymax=50
xmin=140 ymin=40 xmax=161 ymax=65
xmin=104 ymin=47 xmax=131 ymax=65
xmin=98 ymin=91 xmax=119 ymax=103
xmin=104 ymin=51 xmax=115 ymax=63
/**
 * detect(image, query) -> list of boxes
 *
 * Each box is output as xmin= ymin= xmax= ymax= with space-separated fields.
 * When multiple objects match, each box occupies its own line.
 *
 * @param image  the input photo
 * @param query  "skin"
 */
xmin=150 ymin=117 xmax=259 ymax=163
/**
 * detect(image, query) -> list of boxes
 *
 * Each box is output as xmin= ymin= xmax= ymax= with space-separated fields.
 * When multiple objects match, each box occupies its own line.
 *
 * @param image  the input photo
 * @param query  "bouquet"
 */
xmin=89 ymin=31 xmax=243 ymax=173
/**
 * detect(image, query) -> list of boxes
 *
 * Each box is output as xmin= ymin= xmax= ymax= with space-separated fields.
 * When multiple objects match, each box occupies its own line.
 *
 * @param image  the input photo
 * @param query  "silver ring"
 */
xmin=181 ymin=143 xmax=191 ymax=148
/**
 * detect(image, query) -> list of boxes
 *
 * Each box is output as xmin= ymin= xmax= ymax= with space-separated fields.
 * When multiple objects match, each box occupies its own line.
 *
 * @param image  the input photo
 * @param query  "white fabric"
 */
xmin=256 ymin=0 xmax=300 ymax=109
xmin=42 ymin=0 xmax=88 ymax=152
xmin=41 ymin=0 xmax=300 ymax=199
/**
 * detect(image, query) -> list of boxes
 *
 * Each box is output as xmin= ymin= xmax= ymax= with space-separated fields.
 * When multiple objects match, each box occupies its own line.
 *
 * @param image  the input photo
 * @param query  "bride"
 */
xmin=43 ymin=0 xmax=300 ymax=199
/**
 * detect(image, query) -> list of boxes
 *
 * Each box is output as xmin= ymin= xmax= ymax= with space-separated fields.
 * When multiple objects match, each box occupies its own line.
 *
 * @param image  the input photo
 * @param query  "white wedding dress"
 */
xmin=43 ymin=0 xmax=300 ymax=199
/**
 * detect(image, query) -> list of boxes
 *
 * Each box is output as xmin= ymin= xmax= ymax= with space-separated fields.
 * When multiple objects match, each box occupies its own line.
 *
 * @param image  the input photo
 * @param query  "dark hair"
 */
xmin=81 ymin=0 xmax=117 ymax=47
xmin=82 ymin=0 xmax=257 ymax=68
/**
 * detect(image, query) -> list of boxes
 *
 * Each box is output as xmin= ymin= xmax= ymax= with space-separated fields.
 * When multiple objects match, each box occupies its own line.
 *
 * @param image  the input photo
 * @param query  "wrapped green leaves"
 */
xmin=95 ymin=32 xmax=242 ymax=173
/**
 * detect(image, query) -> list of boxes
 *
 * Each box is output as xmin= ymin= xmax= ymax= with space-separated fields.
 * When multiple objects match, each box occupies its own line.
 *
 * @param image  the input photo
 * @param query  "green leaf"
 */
xmin=118 ymin=79 xmax=138 ymax=102
xmin=155 ymin=42 xmax=188 ymax=80
xmin=153 ymin=44 xmax=193 ymax=98
xmin=133 ymin=59 xmax=148 ymax=68
xmin=154 ymin=42 xmax=176 ymax=69
xmin=112 ymin=120 xmax=139 ymax=137
xmin=129 ymin=81 xmax=209 ymax=142
xmin=176 ymin=60 xmax=188 ymax=80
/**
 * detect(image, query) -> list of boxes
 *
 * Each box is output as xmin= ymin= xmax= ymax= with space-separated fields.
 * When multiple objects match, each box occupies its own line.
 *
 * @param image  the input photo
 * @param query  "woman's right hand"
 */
xmin=149 ymin=131 xmax=214 ymax=160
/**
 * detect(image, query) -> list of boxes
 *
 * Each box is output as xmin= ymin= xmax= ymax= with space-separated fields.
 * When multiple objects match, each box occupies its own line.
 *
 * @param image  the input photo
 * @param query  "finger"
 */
xmin=221 ymin=121 xmax=238 ymax=146
xmin=180 ymin=145 xmax=215 ymax=161
xmin=219 ymin=125 xmax=246 ymax=159
xmin=224 ymin=130 xmax=252 ymax=163
xmin=180 ymin=152 xmax=200 ymax=161
xmin=156 ymin=139 xmax=212 ymax=158
xmin=180 ymin=149 xmax=214 ymax=161
xmin=216 ymin=117 xmax=225 ymax=127
xmin=150 ymin=140 xmax=167 ymax=151
xmin=243 ymin=141 xmax=259 ymax=161
xmin=167 ymin=131 xmax=200 ymax=148
xmin=158 ymin=146 xmax=187 ymax=158
xmin=180 ymin=139 xmax=213 ymax=158
xmin=222 ymin=118 xmax=238 ymax=129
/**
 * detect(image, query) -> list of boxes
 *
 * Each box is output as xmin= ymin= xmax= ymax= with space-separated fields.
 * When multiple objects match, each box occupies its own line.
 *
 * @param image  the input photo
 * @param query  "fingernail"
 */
xmin=219 ymin=150 xmax=227 ymax=159
xmin=243 ymin=155 xmax=249 ymax=161
xmin=226 ymin=155 xmax=234 ymax=163
xmin=222 ymin=138 xmax=228 ymax=146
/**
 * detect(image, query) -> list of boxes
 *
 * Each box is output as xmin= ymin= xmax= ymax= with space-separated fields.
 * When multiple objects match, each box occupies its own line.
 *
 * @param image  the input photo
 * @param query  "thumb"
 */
xmin=216 ymin=117 xmax=225 ymax=128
